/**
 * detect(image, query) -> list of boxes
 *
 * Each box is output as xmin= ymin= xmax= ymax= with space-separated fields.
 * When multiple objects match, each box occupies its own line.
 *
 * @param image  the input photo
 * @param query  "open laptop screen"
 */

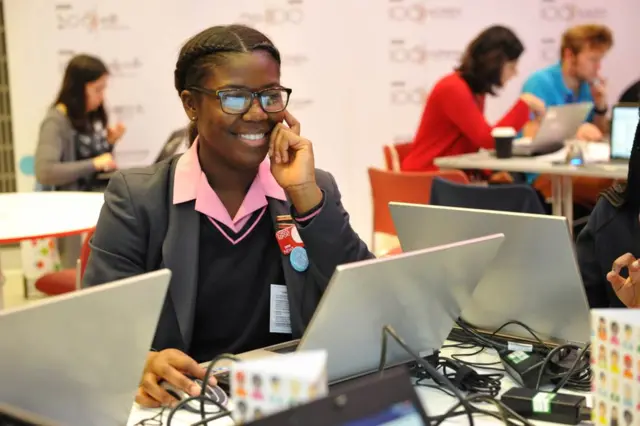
xmin=611 ymin=104 xmax=639 ymax=160
xmin=342 ymin=401 xmax=426 ymax=426
xmin=251 ymin=368 xmax=428 ymax=426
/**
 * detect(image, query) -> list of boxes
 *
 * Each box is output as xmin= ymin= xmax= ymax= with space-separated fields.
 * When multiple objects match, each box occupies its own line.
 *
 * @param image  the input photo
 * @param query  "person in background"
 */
xmin=35 ymin=54 xmax=125 ymax=192
xmin=401 ymin=25 xmax=545 ymax=174
xmin=34 ymin=54 xmax=126 ymax=268
xmin=521 ymin=24 xmax=614 ymax=209
xmin=83 ymin=25 xmax=372 ymax=408
xmin=576 ymin=108 xmax=640 ymax=308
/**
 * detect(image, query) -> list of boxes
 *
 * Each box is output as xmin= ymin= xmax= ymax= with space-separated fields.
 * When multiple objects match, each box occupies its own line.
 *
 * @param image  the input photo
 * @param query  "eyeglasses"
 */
xmin=187 ymin=86 xmax=292 ymax=115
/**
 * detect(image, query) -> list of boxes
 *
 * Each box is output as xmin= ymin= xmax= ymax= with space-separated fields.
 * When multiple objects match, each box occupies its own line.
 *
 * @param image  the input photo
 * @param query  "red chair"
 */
xmin=381 ymin=246 xmax=403 ymax=257
xmin=368 ymin=168 xmax=469 ymax=254
xmin=383 ymin=142 xmax=413 ymax=171
xmin=35 ymin=229 xmax=95 ymax=296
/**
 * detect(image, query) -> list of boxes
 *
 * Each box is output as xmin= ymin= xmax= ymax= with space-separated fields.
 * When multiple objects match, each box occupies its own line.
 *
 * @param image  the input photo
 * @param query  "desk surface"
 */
xmin=126 ymin=344 xmax=590 ymax=425
xmin=0 ymin=192 xmax=104 ymax=244
xmin=435 ymin=146 xmax=628 ymax=180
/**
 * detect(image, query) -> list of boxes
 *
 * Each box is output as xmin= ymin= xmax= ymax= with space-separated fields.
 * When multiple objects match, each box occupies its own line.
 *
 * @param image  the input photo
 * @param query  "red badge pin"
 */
xmin=275 ymin=225 xmax=304 ymax=255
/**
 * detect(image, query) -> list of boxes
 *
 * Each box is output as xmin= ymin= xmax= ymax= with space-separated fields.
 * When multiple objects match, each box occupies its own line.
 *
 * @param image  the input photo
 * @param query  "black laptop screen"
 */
xmin=342 ymin=401 xmax=426 ymax=426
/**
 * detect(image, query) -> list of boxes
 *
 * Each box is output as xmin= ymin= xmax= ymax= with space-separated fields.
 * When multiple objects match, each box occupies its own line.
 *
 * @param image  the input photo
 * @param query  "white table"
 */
xmin=0 ymin=192 xmax=105 ymax=308
xmin=435 ymin=144 xmax=627 ymax=229
xmin=127 ymin=344 xmax=590 ymax=426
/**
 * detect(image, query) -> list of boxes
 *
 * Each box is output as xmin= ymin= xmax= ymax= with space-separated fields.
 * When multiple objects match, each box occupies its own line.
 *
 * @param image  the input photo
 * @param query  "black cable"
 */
xmin=451 ymin=346 xmax=506 ymax=373
xmin=550 ymin=344 xmax=591 ymax=392
xmin=437 ymin=358 xmax=504 ymax=396
xmin=167 ymin=395 xmax=228 ymax=426
xmin=379 ymin=325 xmax=536 ymax=426
xmin=378 ymin=325 xmax=476 ymax=426
xmin=414 ymin=380 xmax=456 ymax=397
xmin=166 ymin=353 xmax=240 ymax=426
xmin=430 ymin=394 xmax=534 ymax=426
xmin=200 ymin=354 xmax=239 ymax=419
xmin=454 ymin=319 xmax=553 ymax=354
xmin=453 ymin=319 xmax=592 ymax=389
xmin=534 ymin=343 xmax=591 ymax=391
xmin=134 ymin=407 xmax=166 ymax=426
xmin=411 ymin=354 xmax=504 ymax=396
xmin=455 ymin=319 xmax=507 ymax=350
xmin=489 ymin=320 xmax=550 ymax=349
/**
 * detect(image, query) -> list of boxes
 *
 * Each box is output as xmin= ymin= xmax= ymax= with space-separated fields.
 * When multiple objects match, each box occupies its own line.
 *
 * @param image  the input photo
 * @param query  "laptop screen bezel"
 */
xmin=610 ymin=103 xmax=640 ymax=161
xmin=249 ymin=367 xmax=429 ymax=426
xmin=0 ymin=403 xmax=63 ymax=426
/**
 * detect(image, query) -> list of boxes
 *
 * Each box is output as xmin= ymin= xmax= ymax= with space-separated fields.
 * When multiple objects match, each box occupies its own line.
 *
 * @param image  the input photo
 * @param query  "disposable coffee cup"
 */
xmin=492 ymin=127 xmax=516 ymax=159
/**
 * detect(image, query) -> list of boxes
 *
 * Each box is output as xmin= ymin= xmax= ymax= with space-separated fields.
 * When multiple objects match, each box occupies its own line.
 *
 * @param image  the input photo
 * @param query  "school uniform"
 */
xmin=576 ymin=190 xmax=640 ymax=308
xmin=83 ymin=140 xmax=373 ymax=362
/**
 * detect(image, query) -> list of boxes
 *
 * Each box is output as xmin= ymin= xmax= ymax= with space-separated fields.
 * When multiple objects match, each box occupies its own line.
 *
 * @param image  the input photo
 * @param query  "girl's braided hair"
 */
xmin=174 ymin=25 xmax=281 ymax=143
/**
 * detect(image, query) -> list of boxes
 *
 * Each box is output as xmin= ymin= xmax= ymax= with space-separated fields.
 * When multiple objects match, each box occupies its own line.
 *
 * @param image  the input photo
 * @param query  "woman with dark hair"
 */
xmin=82 ymin=25 xmax=372 ymax=407
xmin=402 ymin=25 xmax=545 ymax=172
xmin=576 ymin=108 xmax=640 ymax=308
xmin=35 ymin=54 xmax=125 ymax=192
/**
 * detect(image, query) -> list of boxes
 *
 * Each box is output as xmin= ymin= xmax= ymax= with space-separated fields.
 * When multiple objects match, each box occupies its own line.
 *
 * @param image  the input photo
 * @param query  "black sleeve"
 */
xmin=83 ymin=172 xmax=148 ymax=287
xmin=296 ymin=173 xmax=374 ymax=284
xmin=576 ymin=213 xmax=610 ymax=308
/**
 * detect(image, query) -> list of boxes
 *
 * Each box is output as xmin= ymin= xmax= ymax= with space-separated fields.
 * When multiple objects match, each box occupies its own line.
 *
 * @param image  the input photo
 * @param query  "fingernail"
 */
xmin=189 ymin=383 xmax=202 ymax=396
xmin=633 ymin=261 xmax=639 ymax=268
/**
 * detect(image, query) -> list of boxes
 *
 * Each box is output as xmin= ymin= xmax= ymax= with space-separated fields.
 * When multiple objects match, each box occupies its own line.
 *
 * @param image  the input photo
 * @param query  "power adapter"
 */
xmin=499 ymin=350 xmax=549 ymax=389
xmin=501 ymin=387 xmax=590 ymax=425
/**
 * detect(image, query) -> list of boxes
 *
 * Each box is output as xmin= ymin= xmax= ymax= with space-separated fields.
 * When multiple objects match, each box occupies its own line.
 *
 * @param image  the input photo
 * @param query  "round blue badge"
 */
xmin=290 ymin=246 xmax=309 ymax=272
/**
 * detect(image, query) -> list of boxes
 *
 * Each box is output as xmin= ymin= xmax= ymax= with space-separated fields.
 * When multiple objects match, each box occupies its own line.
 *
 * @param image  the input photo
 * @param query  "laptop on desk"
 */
xmin=213 ymin=235 xmax=505 ymax=386
xmin=251 ymin=367 xmax=429 ymax=426
xmin=608 ymin=103 xmax=638 ymax=163
xmin=98 ymin=127 xmax=188 ymax=180
xmin=390 ymin=203 xmax=591 ymax=347
xmin=512 ymin=102 xmax=593 ymax=156
xmin=0 ymin=270 xmax=171 ymax=426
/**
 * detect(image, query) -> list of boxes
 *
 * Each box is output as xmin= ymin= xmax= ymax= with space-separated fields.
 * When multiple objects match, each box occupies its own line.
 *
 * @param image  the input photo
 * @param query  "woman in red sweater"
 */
xmin=402 ymin=26 xmax=546 ymax=172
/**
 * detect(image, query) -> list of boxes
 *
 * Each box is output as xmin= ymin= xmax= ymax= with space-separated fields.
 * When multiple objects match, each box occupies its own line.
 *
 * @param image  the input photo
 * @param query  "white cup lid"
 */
xmin=491 ymin=127 xmax=516 ymax=138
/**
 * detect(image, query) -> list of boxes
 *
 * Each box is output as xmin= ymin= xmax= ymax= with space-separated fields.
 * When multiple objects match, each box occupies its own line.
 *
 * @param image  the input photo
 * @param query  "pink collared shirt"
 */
xmin=173 ymin=138 xmax=320 ymax=245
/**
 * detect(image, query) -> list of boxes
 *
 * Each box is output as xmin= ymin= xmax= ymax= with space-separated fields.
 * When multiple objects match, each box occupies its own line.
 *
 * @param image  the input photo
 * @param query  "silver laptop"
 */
xmin=0 ymin=269 xmax=171 ymax=426
xmin=390 ymin=203 xmax=591 ymax=345
xmin=297 ymin=234 xmax=504 ymax=383
xmin=609 ymin=103 xmax=639 ymax=163
xmin=513 ymin=102 xmax=593 ymax=156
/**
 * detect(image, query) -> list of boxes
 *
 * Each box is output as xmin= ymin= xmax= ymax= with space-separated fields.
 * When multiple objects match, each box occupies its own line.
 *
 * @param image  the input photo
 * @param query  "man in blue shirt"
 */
xmin=523 ymin=24 xmax=613 ymax=141
xmin=521 ymin=24 xmax=614 ymax=208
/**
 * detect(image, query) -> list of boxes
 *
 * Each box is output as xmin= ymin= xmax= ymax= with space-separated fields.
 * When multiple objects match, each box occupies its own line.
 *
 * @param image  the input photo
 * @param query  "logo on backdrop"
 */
xmin=389 ymin=40 xmax=461 ymax=64
xmin=236 ymin=7 xmax=304 ymax=26
xmin=57 ymin=50 xmax=142 ymax=77
xmin=540 ymin=38 xmax=558 ymax=63
xmin=109 ymin=57 xmax=143 ymax=77
xmin=387 ymin=0 xmax=461 ymax=23
xmin=539 ymin=1 xmax=607 ymax=21
xmin=55 ymin=4 xmax=128 ymax=32
xmin=109 ymin=104 xmax=144 ymax=121
xmin=392 ymin=134 xmax=413 ymax=143
xmin=281 ymin=54 xmax=309 ymax=67
xmin=287 ymin=98 xmax=313 ymax=111
xmin=390 ymin=82 xmax=427 ymax=105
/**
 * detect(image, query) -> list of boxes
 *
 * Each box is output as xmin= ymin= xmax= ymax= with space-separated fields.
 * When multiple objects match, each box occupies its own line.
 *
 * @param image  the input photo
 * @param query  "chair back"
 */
xmin=368 ymin=168 xmax=469 ymax=253
xmin=383 ymin=142 xmax=413 ymax=171
xmin=430 ymin=178 xmax=547 ymax=214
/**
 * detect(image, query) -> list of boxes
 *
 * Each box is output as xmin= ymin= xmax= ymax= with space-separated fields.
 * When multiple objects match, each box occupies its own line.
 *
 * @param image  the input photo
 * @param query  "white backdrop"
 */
xmin=4 ymin=0 xmax=640 ymax=246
